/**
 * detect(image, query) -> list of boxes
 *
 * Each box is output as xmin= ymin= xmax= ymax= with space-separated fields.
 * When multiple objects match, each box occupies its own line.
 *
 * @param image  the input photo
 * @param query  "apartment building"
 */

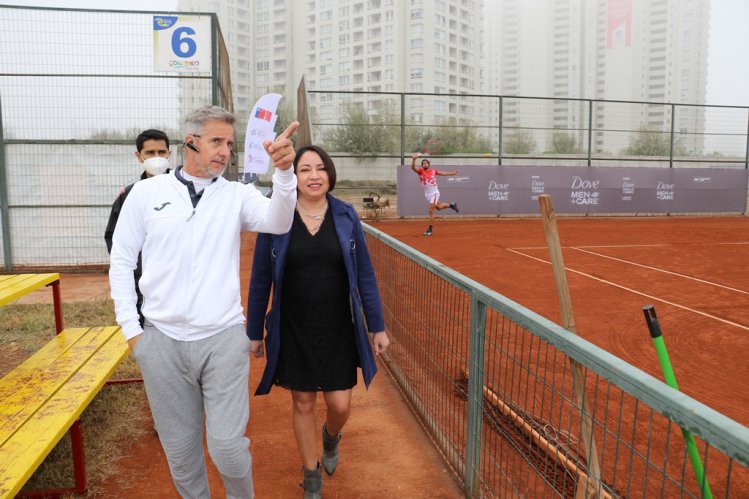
xmin=177 ymin=0 xmax=254 ymax=129
xmin=177 ymin=0 xmax=709 ymax=156
xmin=485 ymin=0 xmax=710 ymax=155
xmin=180 ymin=0 xmax=485 ymax=129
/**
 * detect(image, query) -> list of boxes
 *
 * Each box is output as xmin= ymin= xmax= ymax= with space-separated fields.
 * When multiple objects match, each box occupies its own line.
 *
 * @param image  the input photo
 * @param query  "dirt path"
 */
xmin=29 ymin=231 xmax=461 ymax=498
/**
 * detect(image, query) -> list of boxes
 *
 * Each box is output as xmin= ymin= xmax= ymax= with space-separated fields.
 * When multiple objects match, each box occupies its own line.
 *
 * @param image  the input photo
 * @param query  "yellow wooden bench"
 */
xmin=0 ymin=274 xmax=64 ymax=333
xmin=0 ymin=326 xmax=129 ymax=498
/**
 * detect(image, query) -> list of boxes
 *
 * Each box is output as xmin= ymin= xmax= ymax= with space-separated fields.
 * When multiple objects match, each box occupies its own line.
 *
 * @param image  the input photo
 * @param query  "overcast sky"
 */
xmin=2 ymin=0 xmax=748 ymax=106
xmin=705 ymin=0 xmax=749 ymax=106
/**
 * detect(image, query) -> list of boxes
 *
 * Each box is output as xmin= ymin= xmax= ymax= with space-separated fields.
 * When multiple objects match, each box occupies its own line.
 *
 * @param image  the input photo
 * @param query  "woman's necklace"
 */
xmin=297 ymin=201 xmax=328 ymax=220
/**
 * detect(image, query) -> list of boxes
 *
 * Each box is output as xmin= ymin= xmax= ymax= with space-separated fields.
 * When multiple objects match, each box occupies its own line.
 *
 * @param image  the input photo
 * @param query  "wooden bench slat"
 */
xmin=0 ymin=327 xmax=119 ymax=442
xmin=0 ymin=328 xmax=90 ymax=397
xmin=0 ymin=327 xmax=127 ymax=498
xmin=0 ymin=274 xmax=58 ymax=287
xmin=0 ymin=327 xmax=122 ymax=446
xmin=0 ymin=274 xmax=59 ymax=307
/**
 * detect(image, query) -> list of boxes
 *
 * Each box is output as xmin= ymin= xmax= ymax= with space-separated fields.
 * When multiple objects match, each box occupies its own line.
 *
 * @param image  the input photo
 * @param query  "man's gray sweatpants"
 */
xmin=132 ymin=323 xmax=253 ymax=498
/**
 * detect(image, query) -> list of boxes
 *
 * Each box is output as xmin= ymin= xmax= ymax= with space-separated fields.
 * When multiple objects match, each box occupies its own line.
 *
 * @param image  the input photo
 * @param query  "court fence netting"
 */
xmin=363 ymin=224 xmax=749 ymax=498
xmin=0 ymin=6 xmax=235 ymax=272
xmin=2 ymin=4 xmax=748 ymax=272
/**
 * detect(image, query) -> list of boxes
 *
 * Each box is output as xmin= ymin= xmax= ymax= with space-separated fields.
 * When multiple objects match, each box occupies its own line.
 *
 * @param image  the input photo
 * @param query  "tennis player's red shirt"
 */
xmin=416 ymin=167 xmax=440 ymax=187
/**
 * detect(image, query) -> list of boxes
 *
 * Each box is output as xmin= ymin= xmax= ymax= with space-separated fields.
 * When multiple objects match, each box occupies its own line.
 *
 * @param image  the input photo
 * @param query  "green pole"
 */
xmin=643 ymin=305 xmax=713 ymax=499
xmin=0 ymin=95 xmax=12 ymax=271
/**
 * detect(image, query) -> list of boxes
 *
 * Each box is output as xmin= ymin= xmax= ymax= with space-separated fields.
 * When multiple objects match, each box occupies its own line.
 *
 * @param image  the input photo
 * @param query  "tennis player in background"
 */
xmin=410 ymin=152 xmax=459 ymax=236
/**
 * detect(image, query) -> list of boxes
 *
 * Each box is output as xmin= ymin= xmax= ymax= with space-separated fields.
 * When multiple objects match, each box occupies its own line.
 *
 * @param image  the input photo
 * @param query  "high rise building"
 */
xmin=179 ymin=0 xmax=709 ymax=156
xmin=484 ymin=0 xmax=710 ymax=155
xmin=181 ymin=0 xmax=485 ymax=129
xmin=252 ymin=0 xmax=293 ymax=98
xmin=178 ymin=0 xmax=254 ymax=130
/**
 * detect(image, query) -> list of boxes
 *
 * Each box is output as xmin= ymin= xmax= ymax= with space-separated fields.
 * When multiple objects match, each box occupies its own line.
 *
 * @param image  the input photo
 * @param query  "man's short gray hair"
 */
xmin=183 ymin=105 xmax=235 ymax=136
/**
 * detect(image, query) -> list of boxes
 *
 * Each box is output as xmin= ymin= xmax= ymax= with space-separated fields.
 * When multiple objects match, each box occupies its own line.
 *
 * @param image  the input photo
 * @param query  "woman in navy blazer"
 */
xmin=247 ymin=144 xmax=389 ymax=498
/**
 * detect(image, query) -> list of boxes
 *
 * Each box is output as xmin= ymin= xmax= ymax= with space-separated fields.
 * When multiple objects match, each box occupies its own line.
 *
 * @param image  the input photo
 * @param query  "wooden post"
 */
xmin=538 ymin=194 xmax=605 ymax=499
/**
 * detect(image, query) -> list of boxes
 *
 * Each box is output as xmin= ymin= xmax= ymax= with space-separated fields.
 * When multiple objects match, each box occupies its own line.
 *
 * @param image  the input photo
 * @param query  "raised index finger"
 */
xmin=278 ymin=121 xmax=300 ymax=140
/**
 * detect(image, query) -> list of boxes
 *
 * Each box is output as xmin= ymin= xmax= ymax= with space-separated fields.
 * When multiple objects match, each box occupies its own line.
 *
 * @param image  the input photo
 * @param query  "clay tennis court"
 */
xmin=372 ymin=214 xmax=749 ymax=430
xmin=15 ymin=213 xmax=748 ymax=496
xmin=101 ymin=214 xmax=749 ymax=497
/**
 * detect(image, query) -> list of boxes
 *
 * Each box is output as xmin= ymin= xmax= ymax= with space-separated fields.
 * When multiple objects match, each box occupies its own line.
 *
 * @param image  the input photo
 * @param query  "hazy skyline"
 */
xmin=2 ymin=0 xmax=747 ymax=107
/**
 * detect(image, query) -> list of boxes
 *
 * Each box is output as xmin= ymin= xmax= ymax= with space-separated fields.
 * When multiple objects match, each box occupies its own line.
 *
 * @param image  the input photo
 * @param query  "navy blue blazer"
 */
xmin=247 ymin=194 xmax=386 ymax=395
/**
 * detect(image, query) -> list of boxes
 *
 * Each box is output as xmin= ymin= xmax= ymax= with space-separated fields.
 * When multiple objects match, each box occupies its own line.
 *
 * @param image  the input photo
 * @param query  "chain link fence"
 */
xmin=2 ymin=6 xmax=748 ymax=270
xmin=365 ymin=224 xmax=749 ymax=498
xmin=0 ymin=6 xmax=232 ymax=271
xmin=305 ymin=90 xmax=749 ymax=181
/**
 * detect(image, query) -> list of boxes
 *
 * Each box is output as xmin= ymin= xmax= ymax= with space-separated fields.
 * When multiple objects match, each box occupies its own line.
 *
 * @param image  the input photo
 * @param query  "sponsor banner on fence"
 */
xmin=396 ymin=165 xmax=748 ymax=217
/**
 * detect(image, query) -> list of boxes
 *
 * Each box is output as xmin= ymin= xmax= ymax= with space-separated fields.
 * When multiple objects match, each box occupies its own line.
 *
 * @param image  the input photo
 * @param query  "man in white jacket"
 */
xmin=109 ymin=105 xmax=299 ymax=498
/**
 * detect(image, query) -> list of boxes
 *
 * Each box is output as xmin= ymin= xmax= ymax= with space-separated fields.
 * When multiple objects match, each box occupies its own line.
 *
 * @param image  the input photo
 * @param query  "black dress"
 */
xmin=274 ymin=209 xmax=359 ymax=391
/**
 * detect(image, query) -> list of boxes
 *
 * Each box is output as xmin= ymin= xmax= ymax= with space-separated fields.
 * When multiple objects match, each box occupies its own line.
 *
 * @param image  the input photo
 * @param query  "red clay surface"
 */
xmin=373 ymin=216 xmax=749 ymax=428
xmin=26 ymin=234 xmax=462 ymax=498
xmin=16 ymin=215 xmax=749 ymax=496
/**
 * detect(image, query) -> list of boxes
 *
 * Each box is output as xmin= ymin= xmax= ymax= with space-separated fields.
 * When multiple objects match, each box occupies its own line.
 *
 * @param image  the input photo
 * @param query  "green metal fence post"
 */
xmin=400 ymin=92 xmax=406 ymax=167
xmin=465 ymin=293 xmax=486 ymax=498
xmin=745 ymin=108 xmax=749 ymax=171
xmin=669 ymin=103 xmax=676 ymax=168
xmin=211 ymin=14 xmax=219 ymax=106
xmin=498 ymin=96 xmax=503 ymax=166
xmin=587 ymin=99 xmax=593 ymax=167
xmin=0 ymin=95 xmax=12 ymax=271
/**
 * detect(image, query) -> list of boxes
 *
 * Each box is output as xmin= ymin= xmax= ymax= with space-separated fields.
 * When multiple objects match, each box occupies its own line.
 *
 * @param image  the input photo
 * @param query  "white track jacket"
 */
xmin=109 ymin=167 xmax=297 ymax=341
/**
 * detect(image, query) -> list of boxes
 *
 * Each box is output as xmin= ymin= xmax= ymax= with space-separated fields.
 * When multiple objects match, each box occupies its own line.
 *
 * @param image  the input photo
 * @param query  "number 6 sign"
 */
xmin=153 ymin=16 xmax=212 ymax=72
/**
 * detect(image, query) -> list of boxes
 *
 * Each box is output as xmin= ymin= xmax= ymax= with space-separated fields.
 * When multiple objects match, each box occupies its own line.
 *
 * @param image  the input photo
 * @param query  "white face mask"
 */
xmin=142 ymin=156 xmax=170 ymax=176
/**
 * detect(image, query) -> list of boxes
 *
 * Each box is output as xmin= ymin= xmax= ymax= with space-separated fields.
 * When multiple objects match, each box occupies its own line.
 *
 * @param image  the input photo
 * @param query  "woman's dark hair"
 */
xmin=293 ymin=144 xmax=337 ymax=191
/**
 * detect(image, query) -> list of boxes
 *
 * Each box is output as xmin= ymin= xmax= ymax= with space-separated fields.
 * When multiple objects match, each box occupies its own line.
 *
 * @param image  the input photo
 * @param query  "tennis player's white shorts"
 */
xmin=423 ymin=186 xmax=440 ymax=204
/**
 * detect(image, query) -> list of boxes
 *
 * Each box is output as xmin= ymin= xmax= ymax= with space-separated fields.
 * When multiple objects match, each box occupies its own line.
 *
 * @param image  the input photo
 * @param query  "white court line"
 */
xmin=512 ymin=242 xmax=749 ymax=251
xmin=512 ymin=243 xmax=673 ymax=251
xmin=505 ymin=248 xmax=749 ymax=332
xmin=576 ymin=241 xmax=749 ymax=249
xmin=571 ymin=247 xmax=749 ymax=296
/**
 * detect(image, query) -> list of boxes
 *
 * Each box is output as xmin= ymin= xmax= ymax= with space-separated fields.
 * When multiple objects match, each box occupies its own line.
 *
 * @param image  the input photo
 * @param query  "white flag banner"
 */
xmin=242 ymin=93 xmax=282 ymax=178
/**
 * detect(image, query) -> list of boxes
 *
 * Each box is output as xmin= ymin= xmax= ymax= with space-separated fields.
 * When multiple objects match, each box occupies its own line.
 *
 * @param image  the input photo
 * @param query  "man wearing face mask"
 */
xmin=104 ymin=128 xmax=171 ymax=327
